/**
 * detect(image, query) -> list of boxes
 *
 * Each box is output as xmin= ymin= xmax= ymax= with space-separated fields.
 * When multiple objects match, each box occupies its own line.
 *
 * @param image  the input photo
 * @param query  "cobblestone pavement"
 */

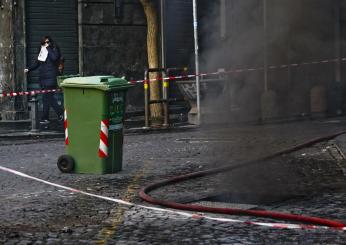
xmin=1 ymin=118 xmax=346 ymax=244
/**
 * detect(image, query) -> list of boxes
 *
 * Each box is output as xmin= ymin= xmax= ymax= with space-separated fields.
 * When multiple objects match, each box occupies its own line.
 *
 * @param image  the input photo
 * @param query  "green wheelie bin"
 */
xmin=58 ymin=76 xmax=133 ymax=174
xmin=57 ymin=74 xmax=80 ymax=87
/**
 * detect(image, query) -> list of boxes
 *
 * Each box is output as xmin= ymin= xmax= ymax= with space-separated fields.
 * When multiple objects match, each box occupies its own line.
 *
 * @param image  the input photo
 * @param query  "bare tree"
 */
xmin=140 ymin=0 xmax=163 ymax=124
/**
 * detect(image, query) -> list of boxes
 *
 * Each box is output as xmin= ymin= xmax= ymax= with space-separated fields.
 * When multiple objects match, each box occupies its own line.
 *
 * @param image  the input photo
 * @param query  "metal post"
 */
xmin=160 ymin=0 xmax=166 ymax=69
xmin=162 ymin=71 xmax=169 ymax=127
xmin=29 ymin=95 xmax=39 ymax=132
xmin=220 ymin=0 xmax=227 ymax=40
xmin=144 ymin=70 xmax=150 ymax=129
xmin=160 ymin=0 xmax=168 ymax=126
xmin=334 ymin=0 xmax=343 ymax=115
xmin=23 ymin=0 xmax=28 ymax=92
xmin=263 ymin=0 xmax=268 ymax=91
xmin=193 ymin=0 xmax=201 ymax=125
xmin=335 ymin=0 xmax=341 ymax=83
xmin=78 ymin=0 xmax=84 ymax=75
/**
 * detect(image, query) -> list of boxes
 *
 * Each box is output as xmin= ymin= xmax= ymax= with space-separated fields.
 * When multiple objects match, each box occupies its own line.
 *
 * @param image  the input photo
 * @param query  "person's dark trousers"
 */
xmin=42 ymin=86 xmax=63 ymax=120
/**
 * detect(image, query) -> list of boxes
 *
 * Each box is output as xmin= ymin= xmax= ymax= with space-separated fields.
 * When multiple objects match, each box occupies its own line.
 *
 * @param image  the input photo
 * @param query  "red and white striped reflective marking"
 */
xmin=64 ymin=110 xmax=69 ymax=145
xmin=98 ymin=119 xmax=109 ymax=158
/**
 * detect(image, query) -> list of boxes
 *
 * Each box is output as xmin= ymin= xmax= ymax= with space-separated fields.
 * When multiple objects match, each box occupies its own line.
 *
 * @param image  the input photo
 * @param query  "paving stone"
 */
xmin=2 ymin=120 xmax=346 ymax=243
xmin=46 ymin=238 xmax=61 ymax=244
xmin=17 ymin=240 xmax=33 ymax=245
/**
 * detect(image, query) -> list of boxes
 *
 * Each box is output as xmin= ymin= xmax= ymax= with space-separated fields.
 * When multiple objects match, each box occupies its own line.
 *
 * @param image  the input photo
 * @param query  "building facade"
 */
xmin=1 ymin=0 xmax=345 ymax=124
xmin=0 ymin=0 xmax=149 ymax=120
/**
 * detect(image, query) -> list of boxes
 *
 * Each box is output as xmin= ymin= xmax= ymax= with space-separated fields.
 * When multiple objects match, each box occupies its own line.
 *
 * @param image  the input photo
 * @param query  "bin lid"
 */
xmin=60 ymin=76 xmax=133 ymax=91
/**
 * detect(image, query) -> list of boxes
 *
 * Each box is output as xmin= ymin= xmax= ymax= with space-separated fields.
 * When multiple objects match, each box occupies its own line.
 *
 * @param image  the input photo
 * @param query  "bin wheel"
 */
xmin=57 ymin=155 xmax=75 ymax=173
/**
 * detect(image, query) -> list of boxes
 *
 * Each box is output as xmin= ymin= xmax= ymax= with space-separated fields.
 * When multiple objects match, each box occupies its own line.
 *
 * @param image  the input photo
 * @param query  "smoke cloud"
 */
xmin=197 ymin=0 xmax=339 ymax=123
xmin=192 ymin=0 xmax=342 ymax=205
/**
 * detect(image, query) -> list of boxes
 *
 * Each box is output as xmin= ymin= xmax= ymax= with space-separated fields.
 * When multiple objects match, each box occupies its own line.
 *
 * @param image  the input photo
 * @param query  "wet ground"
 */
xmin=1 ymin=118 xmax=346 ymax=244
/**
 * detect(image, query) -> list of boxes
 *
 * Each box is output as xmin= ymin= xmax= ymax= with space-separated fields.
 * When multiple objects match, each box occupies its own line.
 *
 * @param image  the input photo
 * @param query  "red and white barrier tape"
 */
xmin=0 ymin=89 xmax=61 ymax=98
xmin=98 ymin=119 xmax=109 ymax=158
xmin=2 ymin=57 xmax=346 ymax=97
xmin=128 ymin=57 xmax=346 ymax=84
xmin=0 ymin=165 xmax=345 ymax=231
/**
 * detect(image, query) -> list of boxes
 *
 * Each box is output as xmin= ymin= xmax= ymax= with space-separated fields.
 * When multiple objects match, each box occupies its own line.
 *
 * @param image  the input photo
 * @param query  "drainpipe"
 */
xmin=160 ymin=0 xmax=166 ymax=69
xmin=193 ymin=0 xmax=201 ymax=125
xmin=23 ymin=0 xmax=27 ymax=93
xmin=335 ymin=0 xmax=341 ymax=83
xmin=263 ymin=0 xmax=268 ymax=92
xmin=220 ymin=0 xmax=226 ymax=40
xmin=78 ymin=1 xmax=84 ymax=75
xmin=334 ymin=0 xmax=343 ymax=115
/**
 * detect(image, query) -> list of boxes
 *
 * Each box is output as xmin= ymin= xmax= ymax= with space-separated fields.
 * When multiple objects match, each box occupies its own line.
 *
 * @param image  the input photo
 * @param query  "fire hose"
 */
xmin=139 ymin=131 xmax=346 ymax=229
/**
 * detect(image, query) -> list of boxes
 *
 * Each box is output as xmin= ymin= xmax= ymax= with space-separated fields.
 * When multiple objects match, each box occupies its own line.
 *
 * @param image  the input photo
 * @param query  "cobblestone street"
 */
xmin=1 ymin=119 xmax=346 ymax=244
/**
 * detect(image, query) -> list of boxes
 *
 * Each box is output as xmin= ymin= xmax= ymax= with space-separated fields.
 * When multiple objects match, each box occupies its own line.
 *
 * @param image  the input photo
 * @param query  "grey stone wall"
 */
xmin=80 ymin=0 xmax=147 ymax=79
xmin=80 ymin=0 xmax=148 ymax=108
xmin=0 ymin=0 xmax=149 ymax=120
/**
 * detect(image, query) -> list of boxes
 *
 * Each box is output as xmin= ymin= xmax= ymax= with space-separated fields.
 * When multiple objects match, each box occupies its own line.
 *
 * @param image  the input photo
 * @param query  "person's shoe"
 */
xmin=39 ymin=119 xmax=50 ymax=124
xmin=58 ymin=115 xmax=64 ymax=122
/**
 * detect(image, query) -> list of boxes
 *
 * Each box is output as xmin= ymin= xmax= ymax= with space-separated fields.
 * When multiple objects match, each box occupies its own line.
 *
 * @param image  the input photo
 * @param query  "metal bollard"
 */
xmin=144 ymin=68 xmax=168 ymax=129
xmin=144 ymin=70 xmax=150 ymax=129
xmin=162 ymin=74 xmax=169 ymax=128
xmin=29 ymin=95 xmax=39 ymax=132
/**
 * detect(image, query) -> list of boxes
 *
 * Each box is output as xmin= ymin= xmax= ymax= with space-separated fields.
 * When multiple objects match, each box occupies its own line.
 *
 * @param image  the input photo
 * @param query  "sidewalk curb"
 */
xmin=0 ymin=131 xmax=65 ymax=140
xmin=125 ymin=124 xmax=198 ymax=135
xmin=0 ymin=124 xmax=198 ymax=141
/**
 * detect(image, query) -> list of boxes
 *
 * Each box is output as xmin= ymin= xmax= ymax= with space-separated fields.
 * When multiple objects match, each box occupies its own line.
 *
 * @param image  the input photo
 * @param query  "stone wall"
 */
xmin=0 ymin=0 xmax=27 ymax=120
xmin=0 ymin=0 xmax=149 ymax=120
xmin=80 ymin=0 xmax=148 ymax=108
xmin=81 ymin=1 xmax=147 ymax=77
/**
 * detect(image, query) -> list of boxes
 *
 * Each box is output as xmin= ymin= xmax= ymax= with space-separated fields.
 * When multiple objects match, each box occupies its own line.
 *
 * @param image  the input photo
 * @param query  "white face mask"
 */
xmin=38 ymin=46 xmax=48 ymax=62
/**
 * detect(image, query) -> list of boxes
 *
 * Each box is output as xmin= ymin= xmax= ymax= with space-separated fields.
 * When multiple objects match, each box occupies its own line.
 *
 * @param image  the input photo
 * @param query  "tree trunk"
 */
xmin=140 ymin=0 xmax=163 ymax=124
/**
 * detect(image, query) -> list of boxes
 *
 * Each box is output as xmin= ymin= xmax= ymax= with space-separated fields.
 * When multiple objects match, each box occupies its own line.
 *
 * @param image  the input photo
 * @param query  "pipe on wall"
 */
xmin=160 ymin=0 xmax=166 ymax=69
xmin=78 ymin=1 xmax=84 ymax=75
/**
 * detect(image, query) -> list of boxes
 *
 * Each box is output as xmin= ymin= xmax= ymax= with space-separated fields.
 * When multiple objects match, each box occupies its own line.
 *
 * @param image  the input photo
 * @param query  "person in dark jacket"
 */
xmin=25 ymin=36 xmax=63 ymax=124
